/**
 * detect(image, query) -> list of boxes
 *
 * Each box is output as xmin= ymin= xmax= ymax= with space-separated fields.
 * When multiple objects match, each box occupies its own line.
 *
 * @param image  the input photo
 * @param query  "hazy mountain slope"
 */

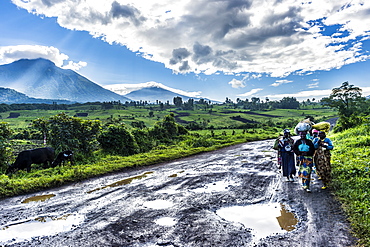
xmin=0 ymin=58 xmax=131 ymax=103
xmin=0 ymin=87 xmax=73 ymax=104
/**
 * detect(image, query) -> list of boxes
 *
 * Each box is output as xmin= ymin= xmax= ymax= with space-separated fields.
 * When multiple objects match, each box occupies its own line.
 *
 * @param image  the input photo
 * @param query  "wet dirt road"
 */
xmin=0 ymin=139 xmax=357 ymax=247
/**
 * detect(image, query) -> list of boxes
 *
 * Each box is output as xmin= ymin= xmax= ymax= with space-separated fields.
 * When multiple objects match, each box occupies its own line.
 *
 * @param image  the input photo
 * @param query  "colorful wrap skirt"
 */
xmin=297 ymin=155 xmax=313 ymax=188
xmin=314 ymin=147 xmax=332 ymax=186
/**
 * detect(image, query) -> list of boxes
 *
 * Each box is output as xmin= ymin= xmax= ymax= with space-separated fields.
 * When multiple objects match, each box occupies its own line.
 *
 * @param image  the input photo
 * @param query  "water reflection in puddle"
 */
xmin=154 ymin=217 xmax=177 ymax=226
xmin=22 ymin=194 xmax=56 ymax=203
xmin=192 ymin=180 xmax=238 ymax=193
xmin=0 ymin=214 xmax=84 ymax=243
xmin=143 ymin=200 xmax=174 ymax=209
xmin=87 ymin=171 xmax=154 ymax=193
xmin=216 ymin=203 xmax=298 ymax=241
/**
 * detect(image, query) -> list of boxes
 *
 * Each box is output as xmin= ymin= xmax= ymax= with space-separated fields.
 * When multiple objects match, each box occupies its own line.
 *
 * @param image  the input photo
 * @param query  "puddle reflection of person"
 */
xmin=274 ymin=129 xmax=296 ymax=182
xmin=293 ymin=131 xmax=316 ymax=193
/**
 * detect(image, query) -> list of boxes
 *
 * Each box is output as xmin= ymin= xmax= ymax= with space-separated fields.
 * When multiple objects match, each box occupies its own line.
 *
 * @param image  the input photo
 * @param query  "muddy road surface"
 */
xmin=0 ymin=139 xmax=357 ymax=247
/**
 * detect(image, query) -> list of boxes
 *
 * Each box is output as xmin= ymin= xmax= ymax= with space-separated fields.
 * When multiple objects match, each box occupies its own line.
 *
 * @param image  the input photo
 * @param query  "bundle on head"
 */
xmin=294 ymin=118 xmax=314 ymax=135
xmin=311 ymin=122 xmax=330 ymax=134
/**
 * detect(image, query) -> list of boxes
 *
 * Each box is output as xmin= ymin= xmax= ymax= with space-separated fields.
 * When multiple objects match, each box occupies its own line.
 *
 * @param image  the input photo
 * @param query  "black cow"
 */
xmin=51 ymin=150 xmax=74 ymax=167
xmin=6 ymin=147 xmax=55 ymax=174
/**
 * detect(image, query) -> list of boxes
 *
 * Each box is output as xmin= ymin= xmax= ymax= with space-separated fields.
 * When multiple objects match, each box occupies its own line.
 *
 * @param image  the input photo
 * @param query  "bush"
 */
xmin=98 ymin=124 xmax=139 ymax=156
xmin=32 ymin=113 xmax=101 ymax=154
xmin=149 ymin=114 xmax=188 ymax=143
xmin=131 ymin=128 xmax=153 ymax=153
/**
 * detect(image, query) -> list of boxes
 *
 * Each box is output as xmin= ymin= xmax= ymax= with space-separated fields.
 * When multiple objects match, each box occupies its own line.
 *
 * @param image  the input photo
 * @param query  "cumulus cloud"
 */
xmin=0 ymin=45 xmax=87 ymax=71
xmin=270 ymin=79 xmax=292 ymax=87
xmin=11 ymin=0 xmax=370 ymax=77
xmin=228 ymin=78 xmax=245 ymax=88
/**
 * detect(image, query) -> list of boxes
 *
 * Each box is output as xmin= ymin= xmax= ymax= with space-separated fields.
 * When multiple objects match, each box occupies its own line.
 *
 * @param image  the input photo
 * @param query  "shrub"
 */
xmin=32 ymin=113 xmax=101 ymax=154
xmin=131 ymin=128 xmax=153 ymax=153
xmin=98 ymin=123 xmax=139 ymax=156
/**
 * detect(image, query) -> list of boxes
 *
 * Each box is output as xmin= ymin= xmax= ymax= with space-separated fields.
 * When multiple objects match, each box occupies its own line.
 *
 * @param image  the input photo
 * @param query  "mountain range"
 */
xmin=0 ymin=58 xmax=130 ymax=103
xmin=0 ymin=58 xmax=215 ymax=104
xmin=105 ymin=82 xmax=217 ymax=103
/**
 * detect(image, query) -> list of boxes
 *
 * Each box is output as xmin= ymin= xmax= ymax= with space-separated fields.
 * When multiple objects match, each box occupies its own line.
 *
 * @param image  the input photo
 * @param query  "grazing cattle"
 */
xmin=52 ymin=150 xmax=74 ymax=167
xmin=6 ymin=147 xmax=55 ymax=174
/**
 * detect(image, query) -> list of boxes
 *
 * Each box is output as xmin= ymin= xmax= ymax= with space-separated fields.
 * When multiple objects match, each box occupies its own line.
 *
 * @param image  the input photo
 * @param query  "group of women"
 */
xmin=273 ymin=128 xmax=334 ymax=193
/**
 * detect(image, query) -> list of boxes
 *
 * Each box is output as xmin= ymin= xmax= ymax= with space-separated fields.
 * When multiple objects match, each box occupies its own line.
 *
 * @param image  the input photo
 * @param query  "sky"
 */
xmin=1 ymin=0 xmax=370 ymax=102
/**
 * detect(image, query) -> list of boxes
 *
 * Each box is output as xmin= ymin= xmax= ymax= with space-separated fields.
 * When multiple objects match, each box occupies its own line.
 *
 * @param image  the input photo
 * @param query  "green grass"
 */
xmin=1 ymin=104 xmax=336 ymax=130
xmin=330 ymin=123 xmax=370 ymax=246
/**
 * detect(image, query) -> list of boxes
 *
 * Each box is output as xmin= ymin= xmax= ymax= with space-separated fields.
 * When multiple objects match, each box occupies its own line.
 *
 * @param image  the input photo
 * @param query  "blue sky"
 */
xmin=1 ymin=0 xmax=370 ymax=102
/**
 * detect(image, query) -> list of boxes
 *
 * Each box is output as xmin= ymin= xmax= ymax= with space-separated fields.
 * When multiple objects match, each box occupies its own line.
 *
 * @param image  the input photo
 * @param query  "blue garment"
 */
xmin=278 ymin=137 xmax=296 ymax=177
xmin=313 ymin=137 xmax=334 ymax=150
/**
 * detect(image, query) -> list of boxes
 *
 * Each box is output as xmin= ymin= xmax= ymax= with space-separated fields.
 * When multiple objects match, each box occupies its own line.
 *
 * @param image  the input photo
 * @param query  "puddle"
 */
xmin=168 ymin=170 xmax=185 ymax=178
xmin=87 ymin=171 xmax=154 ymax=193
xmin=154 ymin=217 xmax=177 ymax=226
xmin=216 ymin=203 xmax=298 ymax=241
xmin=0 ymin=214 xmax=84 ymax=243
xmin=143 ymin=200 xmax=174 ymax=209
xmin=192 ymin=180 xmax=238 ymax=193
xmin=21 ymin=194 xmax=56 ymax=203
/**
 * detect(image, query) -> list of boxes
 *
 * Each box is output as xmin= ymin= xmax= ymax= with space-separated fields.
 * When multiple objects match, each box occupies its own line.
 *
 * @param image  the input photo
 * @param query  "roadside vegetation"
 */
xmin=1 ymin=81 xmax=370 ymax=245
xmin=331 ymin=122 xmax=370 ymax=246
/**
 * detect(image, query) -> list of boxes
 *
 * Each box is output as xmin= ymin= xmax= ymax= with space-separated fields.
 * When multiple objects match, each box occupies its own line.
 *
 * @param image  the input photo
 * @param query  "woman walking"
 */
xmin=275 ymin=129 xmax=296 ymax=181
xmin=293 ymin=131 xmax=316 ymax=192
xmin=313 ymin=131 xmax=334 ymax=189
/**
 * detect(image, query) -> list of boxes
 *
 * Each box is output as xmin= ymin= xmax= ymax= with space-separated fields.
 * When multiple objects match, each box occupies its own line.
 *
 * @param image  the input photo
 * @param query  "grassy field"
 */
xmin=1 ymin=104 xmax=337 ymax=130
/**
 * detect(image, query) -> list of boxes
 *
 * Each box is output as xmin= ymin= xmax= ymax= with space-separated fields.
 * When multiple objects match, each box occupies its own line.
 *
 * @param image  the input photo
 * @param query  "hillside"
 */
xmin=0 ymin=87 xmax=73 ymax=104
xmin=0 ymin=58 xmax=131 ymax=103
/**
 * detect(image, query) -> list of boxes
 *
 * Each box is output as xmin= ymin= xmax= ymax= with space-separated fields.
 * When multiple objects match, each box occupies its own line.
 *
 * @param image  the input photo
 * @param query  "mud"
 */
xmin=0 ymin=139 xmax=357 ymax=246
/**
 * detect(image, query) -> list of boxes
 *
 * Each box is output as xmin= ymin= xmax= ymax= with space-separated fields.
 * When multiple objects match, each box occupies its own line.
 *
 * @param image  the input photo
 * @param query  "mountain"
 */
xmin=105 ymin=82 xmax=219 ymax=103
xmin=0 ymin=58 xmax=131 ymax=103
xmin=0 ymin=87 xmax=73 ymax=104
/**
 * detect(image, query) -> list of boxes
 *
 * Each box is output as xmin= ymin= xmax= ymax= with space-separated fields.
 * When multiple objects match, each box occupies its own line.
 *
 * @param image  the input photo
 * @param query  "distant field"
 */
xmin=0 ymin=104 xmax=337 ymax=131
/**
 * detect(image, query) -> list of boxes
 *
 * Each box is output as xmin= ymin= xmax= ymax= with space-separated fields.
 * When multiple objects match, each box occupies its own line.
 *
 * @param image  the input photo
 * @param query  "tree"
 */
xmin=321 ymin=82 xmax=365 ymax=130
xmin=33 ymin=113 xmax=101 ymax=154
xmin=0 ymin=122 xmax=12 ymax=172
xmin=173 ymin=96 xmax=183 ymax=108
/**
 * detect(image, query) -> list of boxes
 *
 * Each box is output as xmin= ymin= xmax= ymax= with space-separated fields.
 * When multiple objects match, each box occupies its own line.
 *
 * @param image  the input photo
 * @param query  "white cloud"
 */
xmin=11 ymin=0 xmax=370 ymax=77
xmin=262 ymin=89 xmax=333 ymax=101
xmin=307 ymin=81 xmax=319 ymax=88
xmin=237 ymin=88 xmax=263 ymax=97
xmin=270 ymin=79 xmax=292 ymax=87
xmin=104 ymin=81 xmax=202 ymax=97
xmin=0 ymin=45 xmax=87 ymax=71
xmin=228 ymin=78 xmax=245 ymax=88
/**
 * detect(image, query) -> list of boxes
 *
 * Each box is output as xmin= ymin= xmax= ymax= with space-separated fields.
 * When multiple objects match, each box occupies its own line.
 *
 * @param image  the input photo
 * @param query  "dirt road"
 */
xmin=0 ymin=139 xmax=357 ymax=246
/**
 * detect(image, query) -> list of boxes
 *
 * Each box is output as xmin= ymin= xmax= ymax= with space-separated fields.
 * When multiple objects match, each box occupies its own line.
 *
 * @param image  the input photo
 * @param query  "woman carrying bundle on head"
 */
xmin=293 ymin=131 xmax=316 ymax=193
xmin=313 ymin=131 xmax=334 ymax=189
xmin=273 ymin=129 xmax=296 ymax=182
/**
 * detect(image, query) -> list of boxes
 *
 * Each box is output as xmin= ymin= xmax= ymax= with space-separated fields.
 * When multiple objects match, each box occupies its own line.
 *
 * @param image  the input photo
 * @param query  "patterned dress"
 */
xmin=313 ymin=137 xmax=334 ymax=187
xmin=293 ymin=138 xmax=316 ymax=189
